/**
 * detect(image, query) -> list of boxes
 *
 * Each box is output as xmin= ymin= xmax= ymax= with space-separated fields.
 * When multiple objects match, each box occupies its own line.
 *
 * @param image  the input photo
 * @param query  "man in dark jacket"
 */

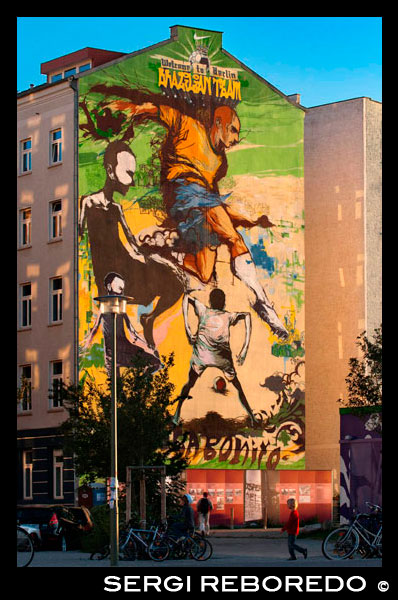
xmin=170 ymin=494 xmax=195 ymax=539
xmin=197 ymin=492 xmax=213 ymax=536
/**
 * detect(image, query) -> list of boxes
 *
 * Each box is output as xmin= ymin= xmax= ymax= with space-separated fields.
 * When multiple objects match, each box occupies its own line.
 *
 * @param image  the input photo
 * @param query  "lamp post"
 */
xmin=93 ymin=293 xmax=133 ymax=567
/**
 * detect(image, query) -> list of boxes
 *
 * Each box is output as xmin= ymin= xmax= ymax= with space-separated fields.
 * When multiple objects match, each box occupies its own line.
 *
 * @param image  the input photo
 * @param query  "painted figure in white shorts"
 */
xmin=173 ymin=288 xmax=256 ymax=425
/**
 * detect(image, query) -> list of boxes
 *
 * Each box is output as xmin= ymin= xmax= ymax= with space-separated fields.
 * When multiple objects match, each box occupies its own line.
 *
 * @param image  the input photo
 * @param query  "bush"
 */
xmin=80 ymin=504 xmax=110 ymax=553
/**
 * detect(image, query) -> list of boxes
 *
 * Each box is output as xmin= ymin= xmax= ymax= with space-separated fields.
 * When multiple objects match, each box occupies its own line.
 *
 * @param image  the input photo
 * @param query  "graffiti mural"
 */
xmin=78 ymin=26 xmax=305 ymax=470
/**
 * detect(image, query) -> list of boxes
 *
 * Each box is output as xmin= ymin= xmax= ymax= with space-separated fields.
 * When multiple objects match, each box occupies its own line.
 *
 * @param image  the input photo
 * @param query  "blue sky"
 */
xmin=17 ymin=17 xmax=382 ymax=107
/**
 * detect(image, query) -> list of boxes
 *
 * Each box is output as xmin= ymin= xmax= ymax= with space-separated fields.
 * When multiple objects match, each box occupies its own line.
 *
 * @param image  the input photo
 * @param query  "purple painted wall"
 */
xmin=340 ymin=408 xmax=382 ymax=523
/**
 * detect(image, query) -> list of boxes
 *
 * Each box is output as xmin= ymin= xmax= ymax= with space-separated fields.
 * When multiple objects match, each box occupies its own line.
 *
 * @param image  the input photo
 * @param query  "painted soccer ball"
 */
xmin=213 ymin=376 xmax=226 ymax=393
xmin=189 ymin=50 xmax=210 ymax=69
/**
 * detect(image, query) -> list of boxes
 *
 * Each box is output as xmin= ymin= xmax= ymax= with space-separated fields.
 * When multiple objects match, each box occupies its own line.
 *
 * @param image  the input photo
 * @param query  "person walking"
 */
xmin=197 ymin=492 xmax=213 ymax=536
xmin=281 ymin=498 xmax=308 ymax=561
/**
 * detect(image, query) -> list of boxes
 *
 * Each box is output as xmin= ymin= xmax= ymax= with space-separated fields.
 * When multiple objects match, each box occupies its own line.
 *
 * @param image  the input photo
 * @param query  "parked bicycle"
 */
xmin=159 ymin=520 xmax=213 ymax=561
xmin=322 ymin=502 xmax=382 ymax=560
xmin=17 ymin=525 xmax=35 ymax=568
xmin=90 ymin=521 xmax=170 ymax=562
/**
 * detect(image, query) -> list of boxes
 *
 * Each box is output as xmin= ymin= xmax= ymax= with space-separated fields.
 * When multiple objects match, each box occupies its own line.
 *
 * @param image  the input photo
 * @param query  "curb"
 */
xmin=208 ymin=525 xmax=322 ymax=539
xmin=208 ymin=528 xmax=284 ymax=539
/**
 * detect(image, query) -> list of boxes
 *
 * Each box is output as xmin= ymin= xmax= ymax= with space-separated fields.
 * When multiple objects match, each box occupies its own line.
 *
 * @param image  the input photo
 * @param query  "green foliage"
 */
xmin=339 ymin=325 xmax=382 ymax=408
xmin=60 ymin=352 xmax=188 ymax=494
xmin=80 ymin=504 xmax=110 ymax=552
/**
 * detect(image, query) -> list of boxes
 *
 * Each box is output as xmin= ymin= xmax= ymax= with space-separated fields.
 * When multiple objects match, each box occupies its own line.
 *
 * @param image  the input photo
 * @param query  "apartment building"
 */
xmin=17 ymin=25 xmax=381 ymax=525
xmin=17 ymin=49 xmax=123 ymax=505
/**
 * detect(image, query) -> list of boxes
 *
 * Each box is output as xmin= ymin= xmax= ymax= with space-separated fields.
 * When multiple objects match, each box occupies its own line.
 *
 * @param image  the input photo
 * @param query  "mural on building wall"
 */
xmin=78 ymin=26 xmax=305 ymax=470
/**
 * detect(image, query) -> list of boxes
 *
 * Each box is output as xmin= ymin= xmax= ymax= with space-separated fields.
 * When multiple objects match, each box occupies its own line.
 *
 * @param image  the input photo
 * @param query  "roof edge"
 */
xmin=221 ymin=48 xmax=306 ymax=112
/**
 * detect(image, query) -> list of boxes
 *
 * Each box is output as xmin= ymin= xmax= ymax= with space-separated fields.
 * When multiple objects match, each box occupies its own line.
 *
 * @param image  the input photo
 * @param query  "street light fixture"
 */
xmin=93 ymin=293 xmax=134 ymax=567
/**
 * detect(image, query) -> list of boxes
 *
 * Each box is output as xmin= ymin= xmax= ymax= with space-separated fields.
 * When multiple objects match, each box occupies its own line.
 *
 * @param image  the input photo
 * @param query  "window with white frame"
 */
xmin=50 ymin=129 xmax=63 ymax=165
xmin=49 ymin=200 xmax=62 ymax=240
xmin=50 ymin=277 xmax=63 ymax=323
xmin=19 ymin=365 xmax=32 ymax=412
xmin=20 ymin=283 xmax=32 ymax=328
xmin=53 ymin=449 xmax=64 ymax=499
xmin=19 ymin=208 xmax=32 ymax=247
xmin=51 ymin=73 xmax=62 ymax=82
xmin=20 ymin=138 xmax=32 ymax=173
xmin=49 ymin=360 xmax=63 ymax=408
xmin=23 ymin=450 xmax=33 ymax=500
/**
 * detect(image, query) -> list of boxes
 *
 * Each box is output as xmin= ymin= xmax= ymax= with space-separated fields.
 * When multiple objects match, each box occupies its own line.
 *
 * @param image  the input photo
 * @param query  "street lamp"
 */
xmin=93 ymin=293 xmax=133 ymax=567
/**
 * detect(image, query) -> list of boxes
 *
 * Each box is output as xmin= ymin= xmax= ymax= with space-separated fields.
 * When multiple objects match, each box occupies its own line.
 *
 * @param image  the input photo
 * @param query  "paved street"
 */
xmin=26 ymin=534 xmax=382 ymax=568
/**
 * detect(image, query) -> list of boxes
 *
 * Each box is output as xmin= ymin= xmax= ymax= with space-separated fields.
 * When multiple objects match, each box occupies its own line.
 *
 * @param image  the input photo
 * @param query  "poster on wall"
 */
xmin=77 ymin=25 xmax=305 ymax=471
xmin=299 ymin=484 xmax=311 ymax=504
xmin=244 ymin=470 xmax=262 ymax=521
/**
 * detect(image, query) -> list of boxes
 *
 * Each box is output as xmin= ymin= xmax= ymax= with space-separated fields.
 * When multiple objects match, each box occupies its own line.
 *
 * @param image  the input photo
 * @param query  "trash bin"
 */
xmin=78 ymin=485 xmax=93 ymax=508
xmin=92 ymin=485 xmax=107 ymax=506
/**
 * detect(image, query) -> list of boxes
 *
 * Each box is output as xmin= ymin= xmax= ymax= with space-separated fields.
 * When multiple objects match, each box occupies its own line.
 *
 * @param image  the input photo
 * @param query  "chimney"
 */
xmin=287 ymin=93 xmax=301 ymax=105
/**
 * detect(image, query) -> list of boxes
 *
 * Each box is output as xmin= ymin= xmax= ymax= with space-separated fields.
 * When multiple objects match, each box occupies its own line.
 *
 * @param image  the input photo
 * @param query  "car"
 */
xmin=18 ymin=523 xmax=42 ymax=549
xmin=16 ymin=504 xmax=93 ymax=551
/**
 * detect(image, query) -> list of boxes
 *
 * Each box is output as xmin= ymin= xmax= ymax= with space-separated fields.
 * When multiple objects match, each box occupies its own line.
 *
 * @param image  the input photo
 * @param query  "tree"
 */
xmin=59 ymin=353 xmax=188 ymax=520
xmin=339 ymin=325 xmax=382 ymax=408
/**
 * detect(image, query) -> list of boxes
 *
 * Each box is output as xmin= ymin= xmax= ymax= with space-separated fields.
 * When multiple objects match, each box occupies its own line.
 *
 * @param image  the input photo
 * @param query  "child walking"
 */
xmin=281 ymin=498 xmax=308 ymax=561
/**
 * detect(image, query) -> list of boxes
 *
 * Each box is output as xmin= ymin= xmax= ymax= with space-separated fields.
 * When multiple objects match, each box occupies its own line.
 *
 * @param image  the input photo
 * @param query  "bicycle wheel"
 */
xmin=148 ymin=537 xmax=170 ymax=561
xmin=17 ymin=527 xmax=34 ymax=568
xmin=119 ymin=533 xmax=137 ymax=561
xmin=90 ymin=544 xmax=110 ymax=560
xmin=198 ymin=537 xmax=213 ymax=560
xmin=322 ymin=527 xmax=359 ymax=560
xmin=183 ymin=536 xmax=203 ymax=561
xmin=191 ymin=534 xmax=213 ymax=560
xmin=375 ymin=532 xmax=382 ymax=558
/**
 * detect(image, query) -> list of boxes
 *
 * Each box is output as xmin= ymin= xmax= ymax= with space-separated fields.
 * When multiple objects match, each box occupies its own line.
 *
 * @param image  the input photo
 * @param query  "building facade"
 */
xmin=17 ymin=25 xmax=381 ymax=525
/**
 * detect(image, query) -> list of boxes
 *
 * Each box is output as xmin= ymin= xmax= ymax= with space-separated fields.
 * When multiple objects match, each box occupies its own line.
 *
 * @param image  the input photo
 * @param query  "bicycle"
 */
xmin=17 ymin=525 xmax=35 ymax=568
xmin=322 ymin=502 xmax=382 ymax=560
xmin=90 ymin=522 xmax=170 ymax=562
xmin=159 ymin=521 xmax=213 ymax=561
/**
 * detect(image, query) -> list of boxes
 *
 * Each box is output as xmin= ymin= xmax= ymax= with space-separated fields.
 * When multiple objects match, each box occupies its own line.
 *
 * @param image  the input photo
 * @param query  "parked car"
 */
xmin=18 ymin=523 xmax=42 ymax=549
xmin=16 ymin=505 xmax=93 ymax=551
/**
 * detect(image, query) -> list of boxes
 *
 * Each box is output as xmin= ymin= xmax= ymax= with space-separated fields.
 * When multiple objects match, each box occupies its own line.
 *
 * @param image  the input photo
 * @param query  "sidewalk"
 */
xmin=25 ymin=535 xmax=382 ymax=568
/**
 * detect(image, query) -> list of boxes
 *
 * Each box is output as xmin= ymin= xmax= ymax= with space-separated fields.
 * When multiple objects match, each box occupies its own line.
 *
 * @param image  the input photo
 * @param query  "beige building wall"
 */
xmin=364 ymin=100 xmax=382 ymax=335
xmin=17 ymin=81 xmax=76 ymax=432
xmin=304 ymin=98 xmax=382 ymax=492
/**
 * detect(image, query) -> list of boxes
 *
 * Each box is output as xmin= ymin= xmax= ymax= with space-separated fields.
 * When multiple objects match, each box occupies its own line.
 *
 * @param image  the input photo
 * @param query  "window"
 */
xmin=20 ymin=138 xmax=32 ymax=173
xmin=20 ymin=283 xmax=32 ymax=328
xmin=50 ymin=129 xmax=62 ymax=165
xmin=19 ymin=365 xmax=32 ymax=412
xmin=78 ymin=63 xmax=91 ymax=73
xmin=50 ymin=277 xmax=63 ymax=323
xmin=19 ymin=208 xmax=31 ymax=247
xmin=23 ymin=450 xmax=33 ymax=500
xmin=49 ymin=200 xmax=62 ymax=240
xmin=51 ymin=73 xmax=62 ymax=82
xmin=64 ymin=67 xmax=76 ymax=77
xmin=49 ymin=360 xmax=63 ymax=408
xmin=53 ymin=450 xmax=64 ymax=499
